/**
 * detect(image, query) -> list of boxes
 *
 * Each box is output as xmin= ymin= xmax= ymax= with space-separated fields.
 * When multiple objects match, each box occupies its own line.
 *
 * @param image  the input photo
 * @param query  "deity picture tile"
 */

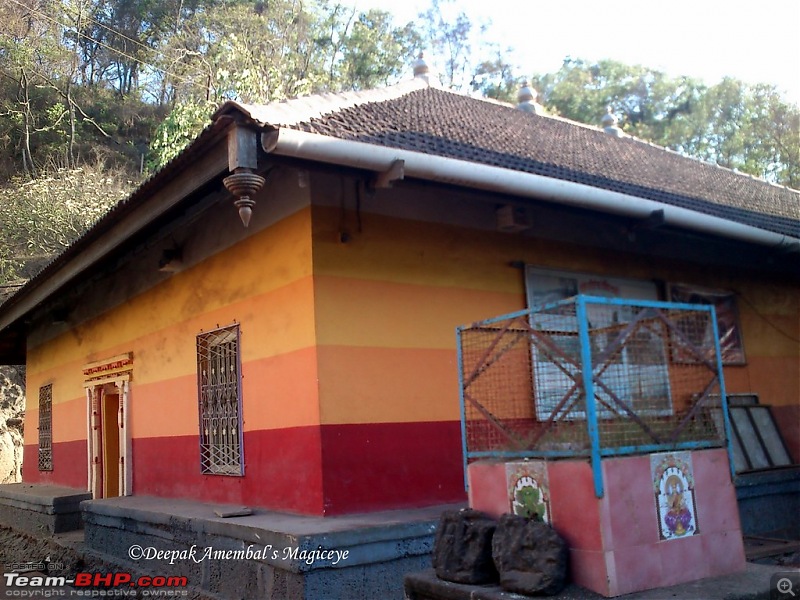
xmin=505 ymin=460 xmax=550 ymax=523
xmin=651 ymin=452 xmax=699 ymax=540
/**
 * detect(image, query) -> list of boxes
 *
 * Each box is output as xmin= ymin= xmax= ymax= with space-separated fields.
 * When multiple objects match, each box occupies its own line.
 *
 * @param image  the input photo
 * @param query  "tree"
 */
xmin=146 ymin=98 xmax=212 ymax=170
xmin=0 ymin=0 xmax=71 ymax=175
xmin=153 ymin=0 xmax=327 ymax=106
xmin=417 ymin=0 xmax=477 ymax=90
xmin=147 ymin=1 xmax=420 ymax=171
xmin=0 ymin=0 xmax=153 ymax=176
xmin=532 ymin=58 xmax=699 ymax=136
xmin=0 ymin=163 xmax=135 ymax=284
xmin=471 ymin=49 xmax=520 ymax=102
xmin=675 ymin=79 xmax=800 ymax=186
xmin=2 ymin=0 xmax=797 ymax=200
xmin=532 ymin=58 xmax=800 ymax=187
xmin=337 ymin=9 xmax=419 ymax=91
xmin=755 ymin=87 xmax=800 ymax=188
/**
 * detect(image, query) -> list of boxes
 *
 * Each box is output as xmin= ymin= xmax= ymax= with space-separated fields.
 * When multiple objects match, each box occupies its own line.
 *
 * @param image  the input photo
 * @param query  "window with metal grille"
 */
xmin=38 ymin=384 xmax=53 ymax=471
xmin=196 ymin=325 xmax=243 ymax=475
xmin=525 ymin=267 xmax=672 ymax=419
xmin=668 ymin=284 xmax=745 ymax=365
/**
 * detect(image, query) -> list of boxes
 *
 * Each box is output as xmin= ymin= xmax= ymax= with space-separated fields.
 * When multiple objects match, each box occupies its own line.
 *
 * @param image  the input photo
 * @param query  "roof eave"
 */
xmin=263 ymin=127 xmax=800 ymax=251
xmin=0 ymin=116 xmax=243 ymax=351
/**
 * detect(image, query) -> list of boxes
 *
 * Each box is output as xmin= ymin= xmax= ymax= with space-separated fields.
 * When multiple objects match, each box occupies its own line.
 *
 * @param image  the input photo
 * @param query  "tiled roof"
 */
xmin=233 ymin=82 xmax=800 ymax=239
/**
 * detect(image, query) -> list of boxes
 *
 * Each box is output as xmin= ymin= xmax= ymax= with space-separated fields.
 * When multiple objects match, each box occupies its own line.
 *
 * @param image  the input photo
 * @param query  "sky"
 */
xmin=345 ymin=0 xmax=800 ymax=105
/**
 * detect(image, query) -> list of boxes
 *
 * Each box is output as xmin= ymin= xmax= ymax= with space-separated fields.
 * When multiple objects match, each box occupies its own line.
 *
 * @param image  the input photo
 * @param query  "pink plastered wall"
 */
xmin=467 ymin=448 xmax=745 ymax=597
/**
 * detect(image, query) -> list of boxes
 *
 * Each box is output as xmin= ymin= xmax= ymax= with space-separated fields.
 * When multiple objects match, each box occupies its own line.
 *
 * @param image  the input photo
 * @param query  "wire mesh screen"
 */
xmin=457 ymin=296 xmax=729 ymax=465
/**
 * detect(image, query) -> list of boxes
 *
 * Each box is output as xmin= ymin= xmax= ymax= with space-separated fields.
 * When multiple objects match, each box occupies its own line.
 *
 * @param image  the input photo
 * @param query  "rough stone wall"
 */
xmin=0 ymin=365 xmax=25 ymax=483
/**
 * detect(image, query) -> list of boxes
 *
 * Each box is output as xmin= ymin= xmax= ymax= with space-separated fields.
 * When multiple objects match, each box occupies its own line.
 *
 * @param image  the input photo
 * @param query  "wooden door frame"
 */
xmin=83 ymin=353 xmax=132 ymax=498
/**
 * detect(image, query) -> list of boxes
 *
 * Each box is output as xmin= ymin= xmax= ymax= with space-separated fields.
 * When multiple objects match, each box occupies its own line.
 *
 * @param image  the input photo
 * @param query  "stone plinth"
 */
xmin=81 ymin=495 xmax=450 ymax=600
xmin=0 ymin=483 xmax=91 ymax=534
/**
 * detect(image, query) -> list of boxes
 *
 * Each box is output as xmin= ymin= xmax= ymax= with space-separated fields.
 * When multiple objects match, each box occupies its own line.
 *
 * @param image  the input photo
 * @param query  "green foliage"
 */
xmin=145 ymin=0 xmax=420 ymax=171
xmin=471 ymin=52 xmax=520 ymax=103
xmin=417 ymin=0 xmax=477 ymax=89
xmin=668 ymin=79 xmax=800 ymax=187
xmin=147 ymin=99 xmax=212 ymax=171
xmin=531 ymin=58 xmax=800 ymax=186
xmin=0 ymin=164 xmax=136 ymax=284
xmin=338 ymin=10 xmax=419 ymax=91
xmin=0 ymin=0 xmax=797 ymax=286
xmin=193 ymin=0 xmax=325 ymax=102
xmin=2 ymin=0 xmax=796 ymax=186
xmin=0 ymin=0 xmax=159 ymax=178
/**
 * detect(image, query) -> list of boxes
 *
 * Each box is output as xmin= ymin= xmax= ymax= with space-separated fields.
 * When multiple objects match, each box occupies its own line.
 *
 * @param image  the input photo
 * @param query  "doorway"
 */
xmin=100 ymin=387 xmax=121 ymax=498
xmin=83 ymin=354 xmax=132 ymax=499
xmin=89 ymin=382 xmax=126 ymax=499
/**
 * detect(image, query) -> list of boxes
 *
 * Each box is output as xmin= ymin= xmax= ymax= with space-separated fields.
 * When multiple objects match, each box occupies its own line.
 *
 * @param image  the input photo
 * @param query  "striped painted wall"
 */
xmin=20 ymin=171 xmax=799 ymax=516
xmin=24 ymin=206 xmax=326 ymax=513
xmin=308 ymin=187 xmax=799 ymax=513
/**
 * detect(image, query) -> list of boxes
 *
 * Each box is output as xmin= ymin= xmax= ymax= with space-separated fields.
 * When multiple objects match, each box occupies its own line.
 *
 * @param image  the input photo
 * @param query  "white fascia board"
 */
xmin=264 ymin=128 xmax=800 ymax=251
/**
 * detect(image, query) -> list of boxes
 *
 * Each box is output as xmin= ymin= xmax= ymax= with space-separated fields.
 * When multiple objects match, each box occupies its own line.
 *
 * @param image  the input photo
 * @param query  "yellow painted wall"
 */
xmin=311 ymin=204 xmax=800 ymax=430
xmin=25 ymin=207 xmax=319 ymax=446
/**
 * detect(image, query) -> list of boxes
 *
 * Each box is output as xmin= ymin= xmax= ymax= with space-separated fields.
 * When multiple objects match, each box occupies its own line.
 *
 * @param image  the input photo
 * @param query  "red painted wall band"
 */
xmin=22 ymin=421 xmax=466 ymax=515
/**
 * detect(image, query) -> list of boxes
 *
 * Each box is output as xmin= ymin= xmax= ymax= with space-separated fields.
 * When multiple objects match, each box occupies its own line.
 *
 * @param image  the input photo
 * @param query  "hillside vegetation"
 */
xmin=0 ymin=0 xmax=797 ymax=289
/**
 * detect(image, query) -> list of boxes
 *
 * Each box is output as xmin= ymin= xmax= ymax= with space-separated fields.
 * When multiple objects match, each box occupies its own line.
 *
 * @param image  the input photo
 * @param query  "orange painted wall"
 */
xmin=24 ymin=206 xmax=325 ymax=510
xmin=26 ymin=207 xmax=316 ymax=423
xmin=310 ymin=203 xmax=799 ymax=459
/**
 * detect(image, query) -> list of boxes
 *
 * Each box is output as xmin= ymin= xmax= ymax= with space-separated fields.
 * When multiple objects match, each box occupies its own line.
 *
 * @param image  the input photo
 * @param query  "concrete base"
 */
xmin=468 ymin=449 xmax=746 ymax=597
xmin=405 ymin=564 xmax=787 ymax=600
xmin=405 ymin=569 xmax=571 ymax=600
xmin=0 ymin=483 xmax=91 ymax=534
xmin=82 ymin=496 xmax=458 ymax=600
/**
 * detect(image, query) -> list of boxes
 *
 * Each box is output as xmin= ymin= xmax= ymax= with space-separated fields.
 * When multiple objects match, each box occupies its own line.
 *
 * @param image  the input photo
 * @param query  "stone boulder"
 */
xmin=0 ymin=366 xmax=25 ymax=484
xmin=432 ymin=509 xmax=499 ymax=584
xmin=491 ymin=513 xmax=568 ymax=595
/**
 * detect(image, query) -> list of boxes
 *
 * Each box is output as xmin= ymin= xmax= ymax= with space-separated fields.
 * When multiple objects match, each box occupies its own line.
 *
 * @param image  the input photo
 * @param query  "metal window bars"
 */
xmin=38 ymin=384 xmax=53 ymax=471
xmin=456 ymin=295 xmax=733 ymax=497
xmin=197 ymin=325 xmax=244 ymax=476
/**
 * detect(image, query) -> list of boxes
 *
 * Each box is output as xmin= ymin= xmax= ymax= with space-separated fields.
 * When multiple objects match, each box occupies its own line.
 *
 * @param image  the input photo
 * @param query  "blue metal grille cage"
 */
xmin=456 ymin=295 xmax=733 ymax=496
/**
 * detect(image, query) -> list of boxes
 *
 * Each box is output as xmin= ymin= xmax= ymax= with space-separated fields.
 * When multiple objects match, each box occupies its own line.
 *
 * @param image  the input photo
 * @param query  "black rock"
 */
xmin=491 ymin=513 xmax=568 ymax=595
xmin=432 ymin=509 xmax=499 ymax=584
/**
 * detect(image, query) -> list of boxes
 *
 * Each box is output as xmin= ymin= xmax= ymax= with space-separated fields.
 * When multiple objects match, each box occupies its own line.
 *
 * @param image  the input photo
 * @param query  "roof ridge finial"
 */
xmin=602 ymin=106 xmax=624 ymax=137
xmin=413 ymin=52 xmax=430 ymax=84
xmin=517 ymin=81 xmax=541 ymax=114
